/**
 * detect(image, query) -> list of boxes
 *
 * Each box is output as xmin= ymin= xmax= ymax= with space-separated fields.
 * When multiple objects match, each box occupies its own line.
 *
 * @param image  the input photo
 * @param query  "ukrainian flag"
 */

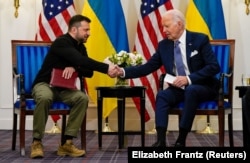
xmin=186 ymin=0 xmax=227 ymax=39
xmin=82 ymin=0 xmax=129 ymax=118
xmin=185 ymin=0 xmax=227 ymax=132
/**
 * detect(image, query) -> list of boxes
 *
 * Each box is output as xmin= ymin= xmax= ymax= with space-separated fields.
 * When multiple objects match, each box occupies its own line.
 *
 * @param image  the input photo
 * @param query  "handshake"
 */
xmin=107 ymin=64 xmax=124 ymax=78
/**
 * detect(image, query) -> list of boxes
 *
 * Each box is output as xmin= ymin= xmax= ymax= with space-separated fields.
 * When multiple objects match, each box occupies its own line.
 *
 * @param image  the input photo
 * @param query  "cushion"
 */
xmin=14 ymin=99 xmax=70 ymax=110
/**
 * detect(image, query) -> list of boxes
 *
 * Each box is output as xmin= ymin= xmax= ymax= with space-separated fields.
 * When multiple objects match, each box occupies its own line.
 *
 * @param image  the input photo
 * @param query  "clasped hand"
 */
xmin=172 ymin=76 xmax=188 ymax=88
xmin=107 ymin=64 xmax=124 ymax=78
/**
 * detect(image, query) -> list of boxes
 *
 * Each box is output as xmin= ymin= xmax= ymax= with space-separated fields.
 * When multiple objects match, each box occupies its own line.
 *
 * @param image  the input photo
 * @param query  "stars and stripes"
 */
xmin=35 ymin=0 xmax=76 ymax=41
xmin=131 ymin=0 xmax=173 ymax=122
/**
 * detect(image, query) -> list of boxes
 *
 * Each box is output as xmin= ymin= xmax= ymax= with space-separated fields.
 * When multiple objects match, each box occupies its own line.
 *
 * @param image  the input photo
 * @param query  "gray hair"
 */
xmin=164 ymin=9 xmax=186 ymax=27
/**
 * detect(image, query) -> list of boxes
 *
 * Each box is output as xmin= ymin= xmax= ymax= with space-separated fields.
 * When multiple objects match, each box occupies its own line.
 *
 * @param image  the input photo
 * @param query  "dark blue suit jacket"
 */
xmin=124 ymin=30 xmax=220 ymax=90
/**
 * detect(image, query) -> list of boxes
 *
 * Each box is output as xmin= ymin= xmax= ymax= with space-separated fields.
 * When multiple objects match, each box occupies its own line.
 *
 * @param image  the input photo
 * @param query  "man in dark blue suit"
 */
xmin=116 ymin=9 xmax=220 ymax=147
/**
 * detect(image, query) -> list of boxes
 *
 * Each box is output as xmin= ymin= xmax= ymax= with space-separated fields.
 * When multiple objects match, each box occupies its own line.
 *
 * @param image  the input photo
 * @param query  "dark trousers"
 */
xmin=155 ymin=84 xmax=218 ymax=131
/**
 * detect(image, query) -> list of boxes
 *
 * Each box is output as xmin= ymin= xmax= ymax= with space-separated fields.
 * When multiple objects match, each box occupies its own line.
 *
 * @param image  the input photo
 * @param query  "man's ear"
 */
xmin=71 ymin=26 xmax=77 ymax=33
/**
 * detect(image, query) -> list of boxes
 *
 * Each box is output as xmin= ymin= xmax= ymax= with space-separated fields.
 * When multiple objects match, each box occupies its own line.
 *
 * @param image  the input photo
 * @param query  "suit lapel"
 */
xmin=186 ymin=31 xmax=193 ymax=71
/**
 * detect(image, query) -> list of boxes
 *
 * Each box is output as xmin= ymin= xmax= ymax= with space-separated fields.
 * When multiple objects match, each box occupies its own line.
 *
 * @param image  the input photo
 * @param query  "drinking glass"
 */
xmin=242 ymin=74 xmax=250 ymax=86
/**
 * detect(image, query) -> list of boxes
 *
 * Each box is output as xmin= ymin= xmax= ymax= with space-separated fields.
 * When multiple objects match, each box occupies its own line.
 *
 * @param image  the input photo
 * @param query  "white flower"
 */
xmin=104 ymin=50 xmax=144 ymax=67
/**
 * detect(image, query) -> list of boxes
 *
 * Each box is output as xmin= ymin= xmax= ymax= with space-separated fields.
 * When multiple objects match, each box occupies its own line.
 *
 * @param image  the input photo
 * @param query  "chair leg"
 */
xmin=228 ymin=113 xmax=234 ymax=147
xmin=81 ymin=114 xmax=86 ymax=151
xmin=61 ymin=115 xmax=67 ymax=143
xmin=19 ymin=113 xmax=26 ymax=156
xmin=12 ymin=113 xmax=17 ymax=150
xmin=218 ymin=112 xmax=225 ymax=147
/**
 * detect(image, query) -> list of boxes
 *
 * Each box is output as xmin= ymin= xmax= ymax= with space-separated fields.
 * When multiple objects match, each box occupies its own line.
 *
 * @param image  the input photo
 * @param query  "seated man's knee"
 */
xmin=156 ymin=89 xmax=174 ymax=102
xmin=75 ymin=91 xmax=89 ymax=103
xmin=156 ymin=90 xmax=166 ymax=99
xmin=185 ymin=85 xmax=198 ymax=95
xmin=34 ymin=91 xmax=53 ymax=104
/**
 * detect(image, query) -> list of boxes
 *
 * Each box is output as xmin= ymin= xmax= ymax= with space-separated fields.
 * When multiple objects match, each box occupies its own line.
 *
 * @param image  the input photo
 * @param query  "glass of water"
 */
xmin=242 ymin=74 xmax=250 ymax=86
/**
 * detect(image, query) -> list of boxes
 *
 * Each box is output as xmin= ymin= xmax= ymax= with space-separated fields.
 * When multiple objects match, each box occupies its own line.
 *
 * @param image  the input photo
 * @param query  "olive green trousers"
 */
xmin=32 ymin=82 xmax=88 ymax=139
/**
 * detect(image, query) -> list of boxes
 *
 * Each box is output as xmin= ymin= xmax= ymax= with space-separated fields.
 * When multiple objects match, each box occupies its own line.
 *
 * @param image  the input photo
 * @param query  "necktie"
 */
xmin=174 ymin=41 xmax=186 ymax=76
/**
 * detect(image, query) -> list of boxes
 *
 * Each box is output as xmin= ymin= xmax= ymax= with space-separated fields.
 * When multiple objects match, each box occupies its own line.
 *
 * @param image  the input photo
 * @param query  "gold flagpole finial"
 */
xmin=245 ymin=0 xmax=250 ymax=15
xmin=14 ymin=0 xmax=20 ymax=18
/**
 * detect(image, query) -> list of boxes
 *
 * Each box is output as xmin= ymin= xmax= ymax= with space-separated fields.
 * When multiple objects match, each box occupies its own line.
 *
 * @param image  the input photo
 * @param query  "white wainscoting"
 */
xmin=0 ymin=99 xmax=243 ymax=132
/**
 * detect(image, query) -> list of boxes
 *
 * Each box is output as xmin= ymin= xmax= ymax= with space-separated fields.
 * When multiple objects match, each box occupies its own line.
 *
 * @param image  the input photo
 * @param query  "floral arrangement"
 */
xmin=104 ymin=50 xmax=144 ymax=85
xmin=104 ymin=50 xmax=144 ymax=67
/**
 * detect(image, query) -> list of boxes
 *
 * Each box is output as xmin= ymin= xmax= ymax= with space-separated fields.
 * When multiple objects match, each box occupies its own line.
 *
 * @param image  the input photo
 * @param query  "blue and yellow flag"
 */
xmin=82 ymin=0 xmax=129 ymax=118
xmin=186 ymin=0 xmax=227 ymax=39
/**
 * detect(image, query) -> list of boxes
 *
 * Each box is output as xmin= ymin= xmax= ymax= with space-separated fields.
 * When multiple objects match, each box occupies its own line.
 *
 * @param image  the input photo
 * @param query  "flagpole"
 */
xmin=146 ymin=124 xmax=169 ymax=134
xmin=45 ymin=122 xmax=61 ymax=134
xmin=95 ymin=117 xmax=113 ymax=133
xmin=146 ymin=125 xmax=156 ymax=134
xmin=196 ymin=115 xmax=217 ymax=134
xmin=102 ymin=117 xmax=113 ymax=132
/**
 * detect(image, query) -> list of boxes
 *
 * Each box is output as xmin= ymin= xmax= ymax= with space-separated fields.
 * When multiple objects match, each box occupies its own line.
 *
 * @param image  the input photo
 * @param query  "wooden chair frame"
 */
xmin=11 ymin=40 xmax=86 ymax=156
xmin=159 ymin=39 xmax=235 ymax=147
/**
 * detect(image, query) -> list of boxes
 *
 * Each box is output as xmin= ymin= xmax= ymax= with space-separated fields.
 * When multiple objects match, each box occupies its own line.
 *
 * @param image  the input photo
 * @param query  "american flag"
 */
xmin=35 ymin=0 xmax=76 ymax=122
xmin=35 ymin=0 xmax=76 ymax=41
xmin=131 ymin=0 xmax=173 ymax=122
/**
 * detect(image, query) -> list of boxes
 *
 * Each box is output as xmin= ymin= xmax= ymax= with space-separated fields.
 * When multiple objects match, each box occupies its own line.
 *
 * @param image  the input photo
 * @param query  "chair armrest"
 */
xmin=19 ymin=74 xmax=25 ymax=101
xmin=218 ymin=69 xmax=233 ymax=108
xmin=13 ymin=67 xmax=17 ymax=76
xmin=159 ymin=74 xmax=166 ymax=90
xmin=13 ymin=67 xmax=26 ymax=101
